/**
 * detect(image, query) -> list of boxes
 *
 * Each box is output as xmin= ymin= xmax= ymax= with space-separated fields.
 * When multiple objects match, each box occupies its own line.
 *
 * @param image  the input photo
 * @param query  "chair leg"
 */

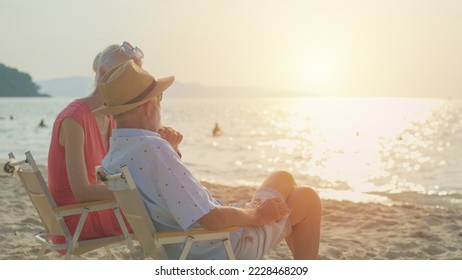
xmin=72 ymin=208 xmax=89 ymax=248
xmin=104 ymin=246 xmax=115 ymax=259
xmin=128 ymin=244 xmax=146 ymax=260
xmin=37 ymin=244 xmax=47 ymax=259
xmin=223 ymin=238 xmax=236 ymax=260
xmin=136 ymin=246 xmax=146 ymax=260
xmin=113 ymin=207 xmax=136 ymax=255
xmin=179 ymin=236 xmax=195 ymax=260
xmin=63 ymin=208 xmax=89 ymax=260
xmin=64 ymin=251 xmax=72 ymax=260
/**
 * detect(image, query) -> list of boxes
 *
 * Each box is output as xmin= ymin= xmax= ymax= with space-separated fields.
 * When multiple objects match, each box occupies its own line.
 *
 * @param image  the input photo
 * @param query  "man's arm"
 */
xmin=198 ymin=198 xmax=287 ymax=231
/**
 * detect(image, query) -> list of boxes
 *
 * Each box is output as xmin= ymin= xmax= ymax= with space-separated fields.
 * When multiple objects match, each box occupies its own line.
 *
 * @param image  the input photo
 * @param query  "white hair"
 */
xmin=92 ymin=44 xmax=120 ymax=83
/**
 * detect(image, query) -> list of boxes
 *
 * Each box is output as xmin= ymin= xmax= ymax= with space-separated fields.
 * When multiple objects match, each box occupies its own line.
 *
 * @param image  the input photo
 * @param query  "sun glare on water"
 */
xmin=266 ymin=97 xmax=445 ymax=202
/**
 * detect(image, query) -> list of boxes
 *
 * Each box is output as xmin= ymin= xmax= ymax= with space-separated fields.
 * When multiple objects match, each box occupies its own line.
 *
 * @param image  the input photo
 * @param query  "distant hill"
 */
xmin=36 ymin=76 xmax=313 ymax=98
xmin=0 ymin=63 xmax=49 ymax=97
xmin=168 ymin=82 xmax=274 ymax=98
xmin=36 ymin=76 xmax=93 ymax=98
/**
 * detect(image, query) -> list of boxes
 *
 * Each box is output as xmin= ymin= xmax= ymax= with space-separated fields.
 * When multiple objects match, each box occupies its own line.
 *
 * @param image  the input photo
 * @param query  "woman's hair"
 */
xmin=92 ymin=44 xmax=120 ymax=82
xmin=93 ymin=43 xmax=143 ymax=86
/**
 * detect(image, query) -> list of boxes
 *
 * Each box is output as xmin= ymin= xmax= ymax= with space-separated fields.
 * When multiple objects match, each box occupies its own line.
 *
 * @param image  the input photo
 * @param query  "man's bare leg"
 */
xmin=285 ymin=186 xmax=321 ymax=259
xmin=258 ymin=171 xmax=322 ymax=259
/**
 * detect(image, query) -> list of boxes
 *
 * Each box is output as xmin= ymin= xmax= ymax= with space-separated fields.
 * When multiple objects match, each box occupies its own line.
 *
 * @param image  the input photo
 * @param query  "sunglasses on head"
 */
xmin=103 ymin=41 xmax=144 ymax=64
xmin=121 ymin=41 xmax=144 ymax=59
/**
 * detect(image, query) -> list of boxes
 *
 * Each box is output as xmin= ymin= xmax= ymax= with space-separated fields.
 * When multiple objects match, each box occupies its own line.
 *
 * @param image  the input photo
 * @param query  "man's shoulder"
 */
xmin=112 ymin=128 xmax=160 ymax=138
xmin=112 ymin=132 xmax=169 ymax=150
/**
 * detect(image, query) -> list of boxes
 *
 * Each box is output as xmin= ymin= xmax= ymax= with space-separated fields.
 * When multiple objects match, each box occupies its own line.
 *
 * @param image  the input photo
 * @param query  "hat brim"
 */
xmin=93 ymin=76 xmax=174 ymax=115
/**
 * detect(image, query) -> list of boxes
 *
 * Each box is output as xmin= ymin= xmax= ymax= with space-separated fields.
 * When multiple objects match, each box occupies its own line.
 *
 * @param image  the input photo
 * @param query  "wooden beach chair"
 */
xmin=96 ymin=165 xmax=238 ymax=260
xmin=3 ymin=151 xmax=136 ymax=260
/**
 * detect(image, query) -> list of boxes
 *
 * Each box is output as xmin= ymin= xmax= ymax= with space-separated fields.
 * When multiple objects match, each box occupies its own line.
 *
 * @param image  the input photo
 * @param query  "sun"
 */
xmin=290 ymin=46 xmax=346 ymax=96
xmin=311 ymin=56 xmax=333 ymax=83
xmin=303 ymin=51 xmax=335 ymax=88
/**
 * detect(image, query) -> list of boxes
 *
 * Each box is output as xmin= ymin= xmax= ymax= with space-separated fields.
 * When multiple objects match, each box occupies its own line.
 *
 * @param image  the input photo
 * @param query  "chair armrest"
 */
xmin=154 ymin=227 xmax=239 ymax=239
xmin=54 ymin=198 xmax=119 ymax=216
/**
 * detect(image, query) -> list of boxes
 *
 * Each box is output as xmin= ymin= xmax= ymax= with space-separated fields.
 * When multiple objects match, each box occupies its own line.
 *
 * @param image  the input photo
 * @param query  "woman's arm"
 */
xmin=60 ymin=118 xmax=114 ymax=202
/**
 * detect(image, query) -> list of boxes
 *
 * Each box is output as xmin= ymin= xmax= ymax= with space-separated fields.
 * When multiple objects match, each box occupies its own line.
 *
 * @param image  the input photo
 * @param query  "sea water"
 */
xmin=1 ymin=96 xmax=461 ymax=209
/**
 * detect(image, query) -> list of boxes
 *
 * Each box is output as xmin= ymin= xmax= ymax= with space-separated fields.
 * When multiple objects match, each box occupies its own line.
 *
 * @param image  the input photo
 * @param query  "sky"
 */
xmin=0 ymin=0 xmax=461 ymax=98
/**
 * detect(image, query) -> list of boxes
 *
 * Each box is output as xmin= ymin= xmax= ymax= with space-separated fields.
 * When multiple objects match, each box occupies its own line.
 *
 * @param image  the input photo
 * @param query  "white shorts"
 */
xmin=234 ymin=188 xmax=292 ymax=260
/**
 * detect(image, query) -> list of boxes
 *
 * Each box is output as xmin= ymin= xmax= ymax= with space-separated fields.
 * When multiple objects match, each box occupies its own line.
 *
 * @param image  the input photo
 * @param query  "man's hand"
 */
xmin=158 ymin=126 xmax=183 ymax=158
xmin=254 ymin=197 xmax=288 ymax=225
xmin=198 ymin=197 xmax=289 ymax=231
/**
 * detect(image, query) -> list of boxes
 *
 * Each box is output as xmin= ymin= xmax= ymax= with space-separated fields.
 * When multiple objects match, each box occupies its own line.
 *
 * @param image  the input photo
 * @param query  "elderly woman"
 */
xmin=47 ymin=42 xmax=183 ymax=247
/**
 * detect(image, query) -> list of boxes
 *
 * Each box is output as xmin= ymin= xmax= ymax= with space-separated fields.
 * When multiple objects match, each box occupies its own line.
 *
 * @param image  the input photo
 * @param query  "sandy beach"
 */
xmin=1 ymin=165 xmax=461 ymax=260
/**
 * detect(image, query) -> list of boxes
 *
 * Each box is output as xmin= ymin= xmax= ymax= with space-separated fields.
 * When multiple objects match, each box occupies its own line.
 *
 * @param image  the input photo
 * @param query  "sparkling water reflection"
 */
xmin=1 ymin=97 xmax=461 ymax=208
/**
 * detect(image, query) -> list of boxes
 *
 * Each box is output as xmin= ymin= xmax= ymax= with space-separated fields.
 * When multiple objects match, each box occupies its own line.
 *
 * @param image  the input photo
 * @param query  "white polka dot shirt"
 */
xmin=103 ymin=128 xmax=222 ymax=231
xmin=103 ymin=129 xmax=243 ymax=259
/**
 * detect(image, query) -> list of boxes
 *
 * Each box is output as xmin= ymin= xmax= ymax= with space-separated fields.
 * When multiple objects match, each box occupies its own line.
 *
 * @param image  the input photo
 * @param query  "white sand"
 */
xmin=1 ymin=165 xmax=461 ymax=260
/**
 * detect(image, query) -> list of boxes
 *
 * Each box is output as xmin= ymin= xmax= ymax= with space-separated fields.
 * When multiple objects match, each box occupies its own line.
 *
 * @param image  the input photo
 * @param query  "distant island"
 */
xmin=37 ymin=76 xmax=317 ymax=99
xmin=0 ymin=63 xmax=49 ymax=97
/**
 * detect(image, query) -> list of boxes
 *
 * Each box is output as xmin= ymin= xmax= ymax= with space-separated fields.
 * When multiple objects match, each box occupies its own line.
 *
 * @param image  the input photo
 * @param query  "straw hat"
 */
xmin=93 ymin=60 xmax=174 ymax=115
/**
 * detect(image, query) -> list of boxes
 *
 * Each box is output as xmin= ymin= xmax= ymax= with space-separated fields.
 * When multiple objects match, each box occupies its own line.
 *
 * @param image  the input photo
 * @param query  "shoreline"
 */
xmin=1 ymin=166 xmax=461 ymax=260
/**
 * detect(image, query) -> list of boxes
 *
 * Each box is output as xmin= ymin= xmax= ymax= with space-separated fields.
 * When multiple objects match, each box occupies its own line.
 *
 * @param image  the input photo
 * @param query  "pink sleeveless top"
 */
xmin=48 ymin=99 xmax=129 ymax=246
xmin=48 ymin=99 xmax=113 ymax=205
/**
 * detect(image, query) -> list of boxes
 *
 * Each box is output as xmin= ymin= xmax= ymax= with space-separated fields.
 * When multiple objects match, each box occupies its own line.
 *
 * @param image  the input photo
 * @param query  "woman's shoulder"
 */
xmin=56 ymin=99 xmax=93 ymax=122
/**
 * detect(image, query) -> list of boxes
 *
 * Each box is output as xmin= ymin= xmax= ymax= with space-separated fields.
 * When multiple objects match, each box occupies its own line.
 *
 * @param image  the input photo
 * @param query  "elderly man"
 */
xmin=95 ymin=60 xmax=321 ymax=260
